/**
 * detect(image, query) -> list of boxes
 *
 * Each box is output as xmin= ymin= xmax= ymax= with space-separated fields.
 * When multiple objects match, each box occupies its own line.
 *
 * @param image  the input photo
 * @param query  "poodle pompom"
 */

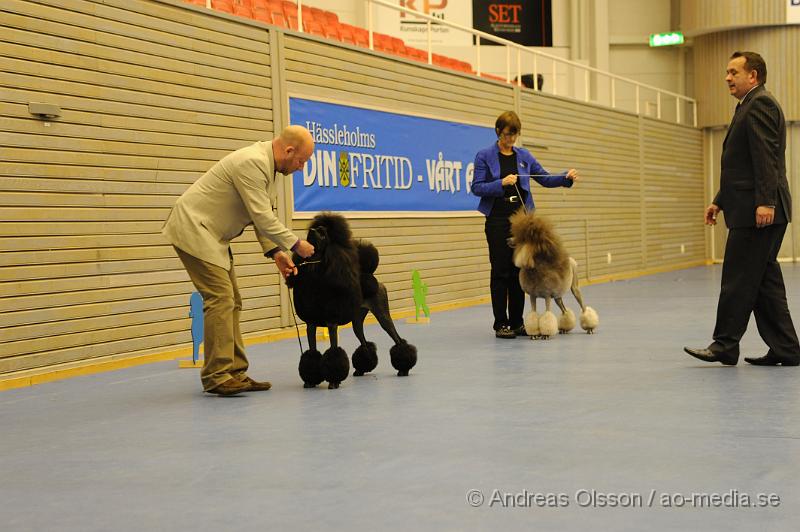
xmin=299 ymin=349 xmax=324 ymax=388
xmin=524 ymin=311 xmax=540 ymax=336
xmin=558 ymin=308 xmax=576 ymax=333
xmin=538 ymin=310 xmax=559 ymax=338
xmin=356 ymin=240 xmax=379 ymax=275
xmin=390 ymin=340 xmax=417 ymax=376
xmin=352 ymin=341 xmax=378 ymax=376
xmin=580 ymin=306 xmax=599 ymax=333
xmin=356 ymin=241 xmax=380 ymax=299
xmin=321 ymin=346 xmax=350 ymax=389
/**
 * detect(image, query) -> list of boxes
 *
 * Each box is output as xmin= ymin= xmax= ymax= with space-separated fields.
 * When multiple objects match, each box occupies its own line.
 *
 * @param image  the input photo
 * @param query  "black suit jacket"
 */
xmin=713 ymin=85 xmax=791 ymax=229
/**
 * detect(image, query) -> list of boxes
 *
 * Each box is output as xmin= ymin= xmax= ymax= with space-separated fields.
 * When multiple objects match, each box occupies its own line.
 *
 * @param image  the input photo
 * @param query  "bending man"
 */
xmin=163 ymin=126 xmax=316 ymax=395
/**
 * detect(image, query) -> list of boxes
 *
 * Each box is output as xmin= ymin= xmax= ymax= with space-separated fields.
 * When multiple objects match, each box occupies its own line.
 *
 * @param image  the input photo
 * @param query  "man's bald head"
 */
xmin=273 ymin=125 xmax=315 ymax=175
xmin=280 ymin=125 xmax=314 ymax=149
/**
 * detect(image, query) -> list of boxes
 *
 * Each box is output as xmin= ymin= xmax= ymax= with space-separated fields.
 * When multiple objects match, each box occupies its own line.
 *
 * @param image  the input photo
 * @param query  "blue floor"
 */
xmin=2 ymin=265 xmax=799 ymax=531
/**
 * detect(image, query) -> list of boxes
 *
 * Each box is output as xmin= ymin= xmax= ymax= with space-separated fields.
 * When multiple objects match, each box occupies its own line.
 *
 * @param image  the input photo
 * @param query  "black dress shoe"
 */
xmin=744 ymin=354 xmax=800 ymax=366
xmin=511 ymin=325 xmax=528 ymax=337
xmin=683 ymin=346 xmax=737 ymax=366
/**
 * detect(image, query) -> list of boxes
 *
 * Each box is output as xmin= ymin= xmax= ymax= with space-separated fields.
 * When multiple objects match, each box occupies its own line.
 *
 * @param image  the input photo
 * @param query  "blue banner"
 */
xmin=289 ymin=97 xmax=494 ymax=214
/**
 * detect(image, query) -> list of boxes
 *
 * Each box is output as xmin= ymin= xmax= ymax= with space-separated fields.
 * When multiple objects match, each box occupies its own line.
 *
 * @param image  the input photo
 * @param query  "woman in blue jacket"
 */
xmin=471 ymin=111 xmax=579 ymax=338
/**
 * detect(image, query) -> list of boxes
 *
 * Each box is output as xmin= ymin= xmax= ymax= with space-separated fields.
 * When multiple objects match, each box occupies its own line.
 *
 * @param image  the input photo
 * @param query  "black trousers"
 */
xmin=485 ymin=215 xmax=525 ymax=330
xmin=712 ymin=223 xmax=800 ymax=361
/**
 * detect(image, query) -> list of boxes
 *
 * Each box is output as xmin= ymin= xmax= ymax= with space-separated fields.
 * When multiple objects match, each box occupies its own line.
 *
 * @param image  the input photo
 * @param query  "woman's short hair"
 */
xmin=495 ymin=111 xmax=522 ymax=136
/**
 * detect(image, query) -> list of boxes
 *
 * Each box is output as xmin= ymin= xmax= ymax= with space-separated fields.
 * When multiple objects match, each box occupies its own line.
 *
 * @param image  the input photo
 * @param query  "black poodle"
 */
xmin=285 ymin=212 xmax=418 ymax=389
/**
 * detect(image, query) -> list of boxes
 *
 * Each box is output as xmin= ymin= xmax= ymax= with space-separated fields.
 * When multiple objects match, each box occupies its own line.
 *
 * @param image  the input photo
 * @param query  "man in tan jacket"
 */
xmin=163 ymin=126 xmax=316 ymax=396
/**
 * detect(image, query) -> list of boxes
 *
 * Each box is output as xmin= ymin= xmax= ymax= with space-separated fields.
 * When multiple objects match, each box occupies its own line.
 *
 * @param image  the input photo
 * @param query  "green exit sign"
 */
xmin=649 ymin=32 xmax=684 ymax=47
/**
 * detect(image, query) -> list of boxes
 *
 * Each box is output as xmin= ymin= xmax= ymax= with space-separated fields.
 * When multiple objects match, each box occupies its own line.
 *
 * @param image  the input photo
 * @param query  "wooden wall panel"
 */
xmin=641 ymin=119 xmax=706 ymax=266
xmin=692 ymin=27 xmax=800 ymax=127
xmin=680 ymin=0 xmax=785 ymax=36
xmin=520 ymin=94 xmax=705 ymax=279
xmin=0 ymin=0 xmax=277 ymax=373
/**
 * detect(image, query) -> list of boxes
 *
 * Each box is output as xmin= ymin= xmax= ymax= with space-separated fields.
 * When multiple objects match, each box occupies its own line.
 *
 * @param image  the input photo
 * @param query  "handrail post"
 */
xmin=675 ymin=97 xmax=681 ymax=124
xmin=505 ymin=46 xmax=510 ymax=83
xmin=657 ymin=91 xmax=661 ymax=120
xmin=298 ymin=0 xmax=303 ymax=33
xmin=532 ymin=54 xmax=538 ymax=91
xmin=552 ymin=60 xmax=557 ymax=95
xmin=692 ymin=101 xmax=697 ymax=127
xmin=584 ymin=70 xmax=589 ymax=102
xmin=476 ymin=36 xmax=481 ymax=75
xmin=427 ymin=19 xmax=432 ymax=64
xmin=611 ymin=77 xmax=616 ymax=108
xmin=368 ymin=0 xmax=374 ymax=50
xmin=516 ymin=48 xmax=521 ymax=87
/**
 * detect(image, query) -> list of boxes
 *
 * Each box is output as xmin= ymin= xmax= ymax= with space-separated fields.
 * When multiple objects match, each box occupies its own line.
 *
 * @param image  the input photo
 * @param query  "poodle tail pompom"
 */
xmin=580 ymin=306 xmax=599 ymax=333
xmin=352 ymin=341 xmax=378 ymax=376
xmin=538 ymin=310 xmax=559 ymax=338
xmin=321 ymin=346 xmax=350 ymax=388
xmin=524 ymin=310 xmax=540 ymax=336
xmin=356 ymin=241 xmax=380 ymax=299
xmin=299 ymin=349 xmax=324 ymax=388
xmin=558 ymin=308 xmax=576 ymax=333
xmin=390 ymin=340 xmax=417 ymax=376
xmin=356 ymin=240 xmax=380 ymax=275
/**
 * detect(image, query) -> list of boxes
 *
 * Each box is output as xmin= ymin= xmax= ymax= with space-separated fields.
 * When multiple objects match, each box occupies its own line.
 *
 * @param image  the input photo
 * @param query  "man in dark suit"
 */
xmin=684 ymin=51 xmax=800 ymax=367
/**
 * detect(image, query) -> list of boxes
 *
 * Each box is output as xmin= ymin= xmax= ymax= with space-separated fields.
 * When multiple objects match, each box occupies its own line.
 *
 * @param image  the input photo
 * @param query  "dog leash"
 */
xmin=285 ymin=259 xmax=322 ymax=356
xmin=511 ymin=173 xmax=575 ymax=213
xmin=286 ymin=287 xmax=305 ymax=355
xmin=513 ymin=182 xmax=530 ymax=213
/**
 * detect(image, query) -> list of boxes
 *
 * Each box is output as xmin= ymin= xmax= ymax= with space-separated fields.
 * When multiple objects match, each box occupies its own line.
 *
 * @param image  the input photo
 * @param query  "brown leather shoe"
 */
xmin=206 ymin=379 xmax=249 ymax=396
xmin=239 ymin=376 xmax=272 ymax=391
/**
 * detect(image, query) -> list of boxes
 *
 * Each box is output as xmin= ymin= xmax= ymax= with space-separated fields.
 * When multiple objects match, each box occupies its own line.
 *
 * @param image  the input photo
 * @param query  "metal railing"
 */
xmin=349 ymin=0 xmax=697 ymax=127
xmin=197 ymin=0 xmax=696 ymax=126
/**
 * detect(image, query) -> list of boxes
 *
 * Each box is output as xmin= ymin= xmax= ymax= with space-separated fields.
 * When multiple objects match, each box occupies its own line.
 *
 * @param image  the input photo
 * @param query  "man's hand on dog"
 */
xmin=294 ymin=239 xmax=315 ymax=258
xmin=273 ymin=251 xmax=298 ymax=279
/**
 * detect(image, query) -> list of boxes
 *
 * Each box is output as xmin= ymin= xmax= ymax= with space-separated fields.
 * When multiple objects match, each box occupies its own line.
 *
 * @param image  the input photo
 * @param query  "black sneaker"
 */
xmin=495 ymin=326 xmax=516 ymax=339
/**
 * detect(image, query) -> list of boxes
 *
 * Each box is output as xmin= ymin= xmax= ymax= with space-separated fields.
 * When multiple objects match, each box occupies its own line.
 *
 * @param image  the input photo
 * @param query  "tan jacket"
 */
xmin=162 ymin=140 xmax=298 ymax=270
